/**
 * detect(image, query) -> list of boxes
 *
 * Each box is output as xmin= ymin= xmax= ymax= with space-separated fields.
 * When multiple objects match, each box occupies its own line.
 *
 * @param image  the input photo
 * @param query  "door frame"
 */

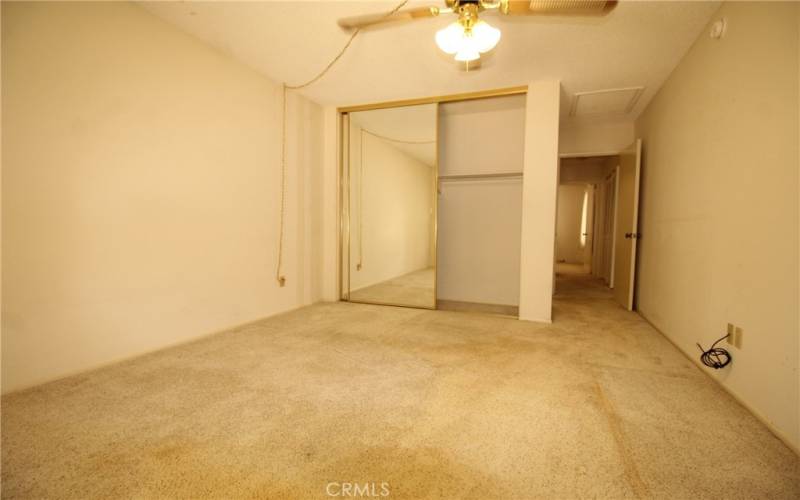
xmin=625 ymin=139 xmax=643 ymax=310
xmin=607 ymin=166 xmax=620 ymax=289
xmin=609 ymin=139 xmax=642 ymax=311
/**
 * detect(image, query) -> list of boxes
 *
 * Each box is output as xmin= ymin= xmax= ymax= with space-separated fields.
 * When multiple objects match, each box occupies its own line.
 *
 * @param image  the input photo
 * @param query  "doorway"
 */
xmin=555 ymin=183 xmax=595 ymax=274
xmin=555 ymin=154 xmax=618 ymax=276
xmin=553 ymin=142 xmax=642 ymax=311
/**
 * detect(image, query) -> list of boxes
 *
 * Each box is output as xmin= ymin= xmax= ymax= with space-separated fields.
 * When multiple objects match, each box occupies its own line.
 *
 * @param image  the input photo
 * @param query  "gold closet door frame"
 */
xmin=337 ymin=85 xmax=528 ymax=310
xmin=339 ymin=113 xmax=350 ymax=301
xmin=339 ymin=103 xmax=439 ymax=310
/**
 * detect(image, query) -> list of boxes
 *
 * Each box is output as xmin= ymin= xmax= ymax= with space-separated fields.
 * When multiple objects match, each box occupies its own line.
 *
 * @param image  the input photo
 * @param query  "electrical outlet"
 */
xmin=727 ymin=323 xmax=735 ymax=345
xmin=735 ymin=326 xmax=743 ymax=349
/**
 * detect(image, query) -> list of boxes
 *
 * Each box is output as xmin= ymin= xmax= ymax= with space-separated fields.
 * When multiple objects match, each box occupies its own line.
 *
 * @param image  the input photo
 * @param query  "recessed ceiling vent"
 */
xmin=569 ymin=87 xmax=645 ymax=117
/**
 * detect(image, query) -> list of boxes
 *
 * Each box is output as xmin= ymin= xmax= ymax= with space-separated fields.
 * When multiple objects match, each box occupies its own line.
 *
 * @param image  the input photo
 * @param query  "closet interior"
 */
xmin=340 ymin=92 xmax=527 ymax=317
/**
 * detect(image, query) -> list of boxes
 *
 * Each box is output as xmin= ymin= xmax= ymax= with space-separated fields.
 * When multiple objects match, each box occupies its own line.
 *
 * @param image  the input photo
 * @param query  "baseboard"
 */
xmin=518 ymin=315 xmax=553 ymax=324
xmin=638 ymin=311 xmax=800 ymax=457
xmin=437 ymin=299 xmax=519 ymax=318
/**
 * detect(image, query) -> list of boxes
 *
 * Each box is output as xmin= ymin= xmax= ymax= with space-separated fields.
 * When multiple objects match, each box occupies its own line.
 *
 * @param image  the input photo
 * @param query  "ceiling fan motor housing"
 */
xmin=458 ymin=4 xmax=480 ymax=31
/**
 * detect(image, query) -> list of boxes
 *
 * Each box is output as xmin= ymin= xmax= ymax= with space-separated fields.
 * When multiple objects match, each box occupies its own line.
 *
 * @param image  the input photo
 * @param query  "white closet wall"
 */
xmin=437 ymin=95 xmax=526 ymax=306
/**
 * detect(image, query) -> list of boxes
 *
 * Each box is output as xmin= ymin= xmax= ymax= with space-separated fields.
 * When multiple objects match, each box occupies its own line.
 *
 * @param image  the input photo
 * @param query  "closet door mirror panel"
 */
xmin=345 ymin=103 xmax=438 ymax=309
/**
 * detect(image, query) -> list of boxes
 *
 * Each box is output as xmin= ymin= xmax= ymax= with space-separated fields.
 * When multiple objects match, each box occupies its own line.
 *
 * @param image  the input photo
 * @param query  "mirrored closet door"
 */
xmin=341 ymin=103 xmax=438 ymax=309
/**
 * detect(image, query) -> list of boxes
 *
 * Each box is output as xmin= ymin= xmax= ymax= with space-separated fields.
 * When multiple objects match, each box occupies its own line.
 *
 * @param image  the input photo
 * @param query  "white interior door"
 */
xmin=612 ymin=139 xmax=642 ymax=310
xmin=602 ymin=169 xmax=618 ymax=287
xmin=582 ymin=185 xmax=595 ymax=273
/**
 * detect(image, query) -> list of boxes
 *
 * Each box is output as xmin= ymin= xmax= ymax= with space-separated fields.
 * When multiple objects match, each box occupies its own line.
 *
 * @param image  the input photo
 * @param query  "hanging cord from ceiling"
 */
xmin=274 ymin=0 xmax=409 ymax=287
xmin=361 ymin=128 xmax=436 ymax=145
xmin=357 ymin=128 xmax=365 ymax=271
xmin=696 ymin=334 xmax=732 ymax=369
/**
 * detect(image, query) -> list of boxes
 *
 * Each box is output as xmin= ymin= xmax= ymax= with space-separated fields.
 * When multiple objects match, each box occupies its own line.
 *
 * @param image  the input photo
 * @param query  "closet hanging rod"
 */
xmin=438 ymin=172 xmax=524 ymax=181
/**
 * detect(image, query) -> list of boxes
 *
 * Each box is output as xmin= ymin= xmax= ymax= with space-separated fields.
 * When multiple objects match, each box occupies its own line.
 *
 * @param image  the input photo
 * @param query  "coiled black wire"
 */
xmin=696 ymin=334 xmax=732 ymax=369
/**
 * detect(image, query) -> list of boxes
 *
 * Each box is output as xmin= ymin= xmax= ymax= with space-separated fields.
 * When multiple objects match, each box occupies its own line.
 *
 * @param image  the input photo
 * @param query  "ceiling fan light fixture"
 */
xmin=339 ymin=0 xmax=618 ymax=70
xmin=435 ymin=17 xmax=500 ymax=63
xmin=471 ymin=20 xmax=501 ymax=53
xmin=454 ymin=44 xmax=480 ymax=62
xmin=435 ymin=22 xmax=464 ymax=54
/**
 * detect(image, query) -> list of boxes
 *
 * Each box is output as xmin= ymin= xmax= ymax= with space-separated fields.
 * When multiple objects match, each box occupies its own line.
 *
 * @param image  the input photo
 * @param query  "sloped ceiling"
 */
xmin=141 ymin=0 xmax=721 ymax=119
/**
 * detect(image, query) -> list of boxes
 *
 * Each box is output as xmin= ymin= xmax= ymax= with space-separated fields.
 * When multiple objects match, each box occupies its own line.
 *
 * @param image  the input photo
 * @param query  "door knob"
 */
xmin=625 ymin=233 xmax=641 ymax=239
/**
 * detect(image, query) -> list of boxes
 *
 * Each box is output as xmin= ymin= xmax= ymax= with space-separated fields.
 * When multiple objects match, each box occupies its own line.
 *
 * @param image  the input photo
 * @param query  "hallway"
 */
xmin=554 ymin=264 xmax=614 ymax=302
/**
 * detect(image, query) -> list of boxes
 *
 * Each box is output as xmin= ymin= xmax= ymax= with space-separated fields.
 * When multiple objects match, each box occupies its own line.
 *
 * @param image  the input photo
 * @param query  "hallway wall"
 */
xmin=635 ymin=1 xmax=799 ymax=450
xmin=559 ymin=119 xmax=634 ymax=156
xmin=555 ymin=184 xmax=587 ymax=265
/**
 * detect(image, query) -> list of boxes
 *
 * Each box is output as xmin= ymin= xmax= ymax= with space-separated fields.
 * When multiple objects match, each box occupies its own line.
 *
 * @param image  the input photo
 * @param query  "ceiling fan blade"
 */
xmin=338 ymin=6 xmax=440 ymax=30
xmin=500 ymin=0 xmax=617 ymax=16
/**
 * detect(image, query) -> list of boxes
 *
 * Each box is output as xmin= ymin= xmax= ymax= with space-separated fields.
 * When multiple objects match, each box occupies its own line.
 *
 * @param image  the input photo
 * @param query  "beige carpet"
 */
xmin=349 ymin=267 xmax=434 ymax=308
xmin=554 ymin=262 xmax=588 ymax=276
xmin=2 ymin=274 xmax=798 ymax=499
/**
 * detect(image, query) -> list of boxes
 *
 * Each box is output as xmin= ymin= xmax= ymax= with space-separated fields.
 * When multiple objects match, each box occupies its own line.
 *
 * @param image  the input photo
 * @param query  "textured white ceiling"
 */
xmin=141 ymin=0 xmax=721 ymax=119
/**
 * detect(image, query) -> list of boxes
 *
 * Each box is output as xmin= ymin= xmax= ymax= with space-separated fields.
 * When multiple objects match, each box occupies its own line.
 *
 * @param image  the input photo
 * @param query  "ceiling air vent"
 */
xmin=569 ymin=87 xmax=645 ymax=117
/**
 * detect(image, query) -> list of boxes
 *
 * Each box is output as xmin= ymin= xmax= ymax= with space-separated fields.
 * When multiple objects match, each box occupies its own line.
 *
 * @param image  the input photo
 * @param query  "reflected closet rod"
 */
xmin=438 ymin=172 xmax=523 ymax=181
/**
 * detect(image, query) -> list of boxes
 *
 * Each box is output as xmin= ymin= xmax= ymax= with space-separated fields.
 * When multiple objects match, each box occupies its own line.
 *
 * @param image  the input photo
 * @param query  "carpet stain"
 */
xmin=591 ymin=380 xmax=650 ymax=499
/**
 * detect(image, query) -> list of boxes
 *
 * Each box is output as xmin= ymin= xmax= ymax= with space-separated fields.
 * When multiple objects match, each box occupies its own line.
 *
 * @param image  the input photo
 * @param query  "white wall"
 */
xmin=559 ymin=157 xmax=608 ymax=184
xmin=437 ymin=96 xmax=525 ymax=306
xmin=437 ymin=179 xmax=522 ymax=306
xmin=1 ymin=2 xmax=324 ymax=392
xmin=635 ymin=1 xmax=799 ymax=450
xmin=348 ymin=125 xmax=434 ymax=290
xmin=438 ymin=96 xmax=527 ymax=176
xmin=559 ymin=119 xmax=634 ymax=156
xmin=519 ymin=81 xmax=561 ymax=322
xmin=321 ymin=106 xmax=340 ymax=302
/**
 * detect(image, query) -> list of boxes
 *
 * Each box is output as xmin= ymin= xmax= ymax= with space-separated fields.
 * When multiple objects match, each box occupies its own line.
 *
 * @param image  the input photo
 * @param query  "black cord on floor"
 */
xmin=696 ymin=334 xmax=732 ymax=369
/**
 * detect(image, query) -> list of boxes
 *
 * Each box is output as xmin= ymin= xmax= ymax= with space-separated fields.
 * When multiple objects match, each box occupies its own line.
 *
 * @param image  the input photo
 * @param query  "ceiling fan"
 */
xmin=338 ymin=0 xmax=618 ymax=64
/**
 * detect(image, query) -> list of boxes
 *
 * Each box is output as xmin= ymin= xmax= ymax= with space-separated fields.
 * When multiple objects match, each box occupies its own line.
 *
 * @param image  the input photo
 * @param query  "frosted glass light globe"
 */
xmin=435 ymin=18 xmax=501 ymax=62
xmin=472 ymin=20 xmax=501 ymax=53
xmin=435 ymin=22 xmax=464 ymax=55
xmin=454 ymin=37 xmax=480 ymax=62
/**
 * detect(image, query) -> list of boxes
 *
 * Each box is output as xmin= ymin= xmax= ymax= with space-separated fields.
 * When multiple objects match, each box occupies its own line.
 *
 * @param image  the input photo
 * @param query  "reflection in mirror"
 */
xmin=346 ymin=103 xmax=437 ymax=308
